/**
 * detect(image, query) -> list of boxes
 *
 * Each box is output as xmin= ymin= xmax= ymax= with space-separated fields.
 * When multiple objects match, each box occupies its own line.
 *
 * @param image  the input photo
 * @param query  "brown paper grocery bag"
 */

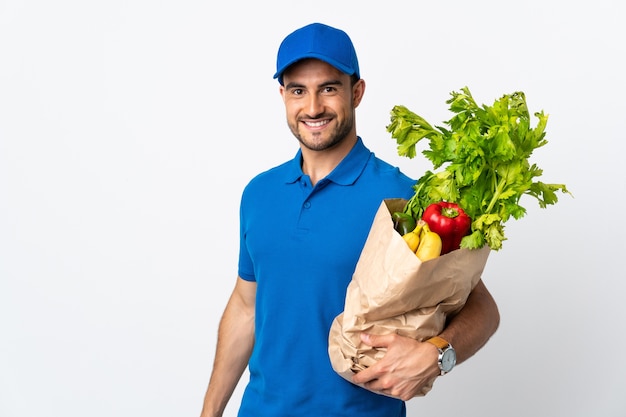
xmin=328 ymin=199 xmax=490 ymax=394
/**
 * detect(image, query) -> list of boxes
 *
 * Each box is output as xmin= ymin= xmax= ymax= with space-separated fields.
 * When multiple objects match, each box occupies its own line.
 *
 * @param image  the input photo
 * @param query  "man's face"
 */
xmin=280 ymin=59 xmax=364 ymax=152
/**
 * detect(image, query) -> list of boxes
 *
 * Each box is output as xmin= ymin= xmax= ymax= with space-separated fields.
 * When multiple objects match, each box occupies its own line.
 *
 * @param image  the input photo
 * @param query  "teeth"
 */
xmin=305 ymin=120 xmax=329 ymax=127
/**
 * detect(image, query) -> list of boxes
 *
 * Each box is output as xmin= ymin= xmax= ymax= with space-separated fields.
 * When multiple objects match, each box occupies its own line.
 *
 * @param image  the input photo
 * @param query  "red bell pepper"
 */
xmin=421 ymin=202 xmax=471 ymax=255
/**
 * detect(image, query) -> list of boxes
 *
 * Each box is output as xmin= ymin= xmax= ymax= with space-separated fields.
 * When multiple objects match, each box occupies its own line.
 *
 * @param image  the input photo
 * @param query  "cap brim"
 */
xmin=273 ymin=53 xmax=355 ymax=80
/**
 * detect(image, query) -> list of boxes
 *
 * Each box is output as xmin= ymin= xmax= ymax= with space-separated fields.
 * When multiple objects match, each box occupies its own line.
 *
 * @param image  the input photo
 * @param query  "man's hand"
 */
xmin=351 ymin=333 xmax=441 ymax=401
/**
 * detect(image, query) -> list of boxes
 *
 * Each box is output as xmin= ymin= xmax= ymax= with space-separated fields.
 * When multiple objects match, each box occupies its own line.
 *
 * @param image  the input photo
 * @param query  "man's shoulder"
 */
xmin=241 ymin=158 xmax=295 ymax=197
xmin=252 ymin=159 xmax=291 ymax=179
xmin=365 ymin=153 xmax=416 ymax=184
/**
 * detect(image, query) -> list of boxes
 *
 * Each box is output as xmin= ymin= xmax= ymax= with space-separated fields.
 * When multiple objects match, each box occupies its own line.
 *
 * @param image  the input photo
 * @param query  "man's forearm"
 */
xmin=200 ymin=278 xmax=256 ymax=417
xmin=439 ymin=279 xmax=499 ymax=364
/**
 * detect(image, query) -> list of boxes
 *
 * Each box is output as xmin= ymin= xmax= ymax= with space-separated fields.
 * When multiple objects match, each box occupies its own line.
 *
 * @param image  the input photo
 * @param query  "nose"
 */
xmin=305 ymin=93 xmax=324 ymax=117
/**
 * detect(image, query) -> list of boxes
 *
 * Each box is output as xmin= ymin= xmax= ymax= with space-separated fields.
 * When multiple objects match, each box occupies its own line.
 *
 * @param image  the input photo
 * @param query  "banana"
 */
xmin=401 ymin=223 xmax=423 ymax=252
xmin=415 ymin=222 xmax=442 ymax=261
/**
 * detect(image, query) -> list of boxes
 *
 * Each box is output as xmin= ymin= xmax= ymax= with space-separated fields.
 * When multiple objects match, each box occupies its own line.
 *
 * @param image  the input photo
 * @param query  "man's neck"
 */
xmin=300 ymin=136 xmax=357 ymax=186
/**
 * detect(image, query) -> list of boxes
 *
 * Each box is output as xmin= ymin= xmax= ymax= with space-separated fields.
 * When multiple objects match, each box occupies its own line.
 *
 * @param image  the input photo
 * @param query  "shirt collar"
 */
xmin=285 ymin=137 xmax=370 ymax=186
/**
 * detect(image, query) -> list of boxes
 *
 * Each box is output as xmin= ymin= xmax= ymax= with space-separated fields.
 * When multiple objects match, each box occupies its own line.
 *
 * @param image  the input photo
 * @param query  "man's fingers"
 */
xmin=360 ymin=332 xmax=394 ymax=348
xmin=352 ymin=362 xmax=378 ymax=385
xmin=354 ymin=332 xmax=397 ymax=385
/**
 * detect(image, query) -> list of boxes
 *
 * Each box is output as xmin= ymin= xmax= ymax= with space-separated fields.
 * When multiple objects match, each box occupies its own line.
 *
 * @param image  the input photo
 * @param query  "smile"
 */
xmin=304 ymin=119 xmax=330 ymax=128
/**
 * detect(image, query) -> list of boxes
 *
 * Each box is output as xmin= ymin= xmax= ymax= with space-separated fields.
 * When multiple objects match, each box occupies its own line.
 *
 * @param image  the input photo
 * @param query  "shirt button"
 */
xmin=303 ymin=201 xmax=311 ymax=209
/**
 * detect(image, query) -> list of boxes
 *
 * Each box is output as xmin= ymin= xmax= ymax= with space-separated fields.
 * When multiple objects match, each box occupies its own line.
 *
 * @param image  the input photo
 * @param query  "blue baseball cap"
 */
xmin=273 ymin=23 xmax=360 ymax=85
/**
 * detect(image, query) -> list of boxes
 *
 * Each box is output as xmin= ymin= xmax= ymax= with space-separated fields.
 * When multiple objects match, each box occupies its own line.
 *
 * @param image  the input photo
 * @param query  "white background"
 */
xmin=1 ymin=1 xmax=624 ymax=416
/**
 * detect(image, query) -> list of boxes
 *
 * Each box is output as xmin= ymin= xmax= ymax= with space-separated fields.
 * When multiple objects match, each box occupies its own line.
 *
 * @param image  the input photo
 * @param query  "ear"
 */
xmin=352 ymin=79 xmax=366 ymax=108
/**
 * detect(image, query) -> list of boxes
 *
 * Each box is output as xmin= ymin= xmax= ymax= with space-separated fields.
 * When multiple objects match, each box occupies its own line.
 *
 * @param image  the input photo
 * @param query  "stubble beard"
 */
xmin=289 ymin=113 xmax=354 ymax=152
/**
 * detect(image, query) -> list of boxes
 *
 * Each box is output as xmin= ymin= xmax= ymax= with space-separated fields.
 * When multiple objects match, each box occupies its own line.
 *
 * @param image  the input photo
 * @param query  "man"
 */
xmin=200 ymin=22 xmax=499 ymax=417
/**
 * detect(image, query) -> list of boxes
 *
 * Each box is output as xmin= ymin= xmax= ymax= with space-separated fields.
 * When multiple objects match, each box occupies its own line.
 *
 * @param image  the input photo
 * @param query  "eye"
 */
xmin=291 ymin=88 xmax=304 ymax=96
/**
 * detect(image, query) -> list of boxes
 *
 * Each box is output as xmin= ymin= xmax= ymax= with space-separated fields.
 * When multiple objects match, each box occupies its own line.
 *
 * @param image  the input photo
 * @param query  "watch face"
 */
xmin=441 ymin=349 xmax=457 ymax=373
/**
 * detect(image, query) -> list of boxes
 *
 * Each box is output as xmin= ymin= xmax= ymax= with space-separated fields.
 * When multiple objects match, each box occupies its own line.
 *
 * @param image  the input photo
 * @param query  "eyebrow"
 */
xmin=284 ymin=79 xmax=344 ymax=90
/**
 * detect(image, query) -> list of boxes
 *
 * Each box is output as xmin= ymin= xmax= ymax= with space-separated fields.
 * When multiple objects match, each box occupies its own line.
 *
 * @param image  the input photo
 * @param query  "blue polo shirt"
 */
xmin=237 ymin=138 xmax=416 ymax=417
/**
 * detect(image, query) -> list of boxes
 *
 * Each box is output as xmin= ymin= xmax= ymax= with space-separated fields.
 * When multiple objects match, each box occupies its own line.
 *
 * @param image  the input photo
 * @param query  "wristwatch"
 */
xmin=426 ymin=336 xmax=456 ymax=375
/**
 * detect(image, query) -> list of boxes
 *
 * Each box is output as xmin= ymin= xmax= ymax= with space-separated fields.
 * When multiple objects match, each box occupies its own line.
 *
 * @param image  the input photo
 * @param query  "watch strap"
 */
xmin=425 ymin=336 xmax=450 ymax=350
xmin=426 ymin=336 xmax=455 ymax=375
